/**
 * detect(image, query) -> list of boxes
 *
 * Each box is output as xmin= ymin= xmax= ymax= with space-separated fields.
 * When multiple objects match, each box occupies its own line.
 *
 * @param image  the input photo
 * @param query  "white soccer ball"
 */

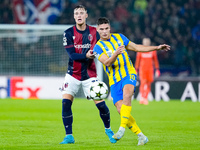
xmin=89 ymin=81 xmax=108 ymax=100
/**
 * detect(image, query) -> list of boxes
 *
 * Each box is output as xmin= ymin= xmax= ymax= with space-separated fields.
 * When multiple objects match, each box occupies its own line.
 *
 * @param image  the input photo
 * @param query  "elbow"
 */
xmin=100 ymin=56 xmax=114 ymax=67
xmin=70 ymin=55 xmax=78 ymax=61
xmin=104 ymin=62 xmax=112 ymax=67
xmin=104 ymin=60 xmax=113 ymax=67
xmin=134 ymin=47 xmax=139 ymax=52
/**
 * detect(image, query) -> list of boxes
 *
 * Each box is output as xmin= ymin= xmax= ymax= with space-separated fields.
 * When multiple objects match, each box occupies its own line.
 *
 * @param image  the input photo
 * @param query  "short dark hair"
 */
xmin=97 ymin=17 xmax=110 ymax=26
xmin=74 ymin=5 xmax=87 ymax=11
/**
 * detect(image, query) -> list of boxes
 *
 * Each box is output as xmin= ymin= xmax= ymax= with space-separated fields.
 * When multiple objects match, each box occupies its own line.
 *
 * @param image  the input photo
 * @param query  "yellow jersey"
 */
xmin=93 ymin=33 xmax=136 ymax=86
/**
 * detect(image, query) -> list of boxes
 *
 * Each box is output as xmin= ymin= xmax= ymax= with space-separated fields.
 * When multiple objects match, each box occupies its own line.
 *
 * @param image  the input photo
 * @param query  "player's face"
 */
xmin=97 ymin=24 xmax=111 ymax=40
xmin=74 ymin=8 xmax=88 ymax=25
xmin=142 ymin=38 xmax=151 ymax=46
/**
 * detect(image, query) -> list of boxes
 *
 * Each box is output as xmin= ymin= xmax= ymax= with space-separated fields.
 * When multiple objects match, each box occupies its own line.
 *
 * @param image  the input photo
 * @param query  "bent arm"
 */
xmin=99 ymin=53 xmax=118 ymax=67
xmin=99 ymin=45 xmax=125 ymax=67
xmin=67 ymin=48 xmax=95 ymax=61
xmin=66 ymin=47 xmax=87 ymax=61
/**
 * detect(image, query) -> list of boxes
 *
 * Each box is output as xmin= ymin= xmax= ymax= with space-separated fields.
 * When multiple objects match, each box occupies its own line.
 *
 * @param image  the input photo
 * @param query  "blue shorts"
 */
xmin=110 ymin=74 xmax=137 ymax=105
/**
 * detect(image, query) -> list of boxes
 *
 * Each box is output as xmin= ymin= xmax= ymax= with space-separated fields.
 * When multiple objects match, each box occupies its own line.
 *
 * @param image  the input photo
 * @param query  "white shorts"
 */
xmin=60 ymin=74 xmax=99 ymax=98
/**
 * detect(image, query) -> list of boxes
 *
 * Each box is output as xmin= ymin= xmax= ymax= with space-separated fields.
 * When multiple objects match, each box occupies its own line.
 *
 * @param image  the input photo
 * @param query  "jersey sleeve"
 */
xmin=63 ymin=30 xmax=87 ymax=61
xmin=93 ymin=43 xmax=104 ymax=60
xmin=63 ymin=30 xmax=73 ymax=48
xmin=119 ymin=33 xmax=130 ymax=46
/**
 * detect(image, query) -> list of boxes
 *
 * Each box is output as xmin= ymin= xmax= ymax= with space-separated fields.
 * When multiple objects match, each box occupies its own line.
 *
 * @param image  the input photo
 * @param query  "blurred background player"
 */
xmin=135 ymin=38 xmax=160 ymax=105
xmin=60 ymin=5 xmax=116 ymax=144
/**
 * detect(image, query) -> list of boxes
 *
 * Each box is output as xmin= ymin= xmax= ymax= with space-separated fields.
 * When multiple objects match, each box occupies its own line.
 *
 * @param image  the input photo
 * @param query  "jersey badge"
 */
xmin=88 ymin=34 xmax=93 ymax=41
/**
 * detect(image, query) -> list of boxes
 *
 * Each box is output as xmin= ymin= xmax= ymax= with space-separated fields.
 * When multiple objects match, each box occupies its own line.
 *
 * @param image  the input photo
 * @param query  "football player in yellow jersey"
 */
xmin=93 ymin=17 xmax=170 ymax=145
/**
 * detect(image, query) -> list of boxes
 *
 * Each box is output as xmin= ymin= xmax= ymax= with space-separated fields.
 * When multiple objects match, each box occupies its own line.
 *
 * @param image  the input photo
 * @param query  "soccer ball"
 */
xmin=89 ymin=81 xmax=108 ymax=100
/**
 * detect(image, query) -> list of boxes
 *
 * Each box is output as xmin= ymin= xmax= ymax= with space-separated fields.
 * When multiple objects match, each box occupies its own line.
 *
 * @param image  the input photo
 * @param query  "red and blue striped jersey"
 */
xmin=63 ymin=25 xmax=100 ymax=81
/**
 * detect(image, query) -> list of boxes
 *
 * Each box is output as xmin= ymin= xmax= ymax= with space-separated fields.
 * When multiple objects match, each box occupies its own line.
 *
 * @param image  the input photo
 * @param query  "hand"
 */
xmin=157 ymin=44 xmax=170 ymax=51
xmin=86 ymin=50 xmax=96 ymax=59
xmin=155 ymin=69 xmax=160 ymax=78
xmin=115 ymin=45 xmax=125 ymax=55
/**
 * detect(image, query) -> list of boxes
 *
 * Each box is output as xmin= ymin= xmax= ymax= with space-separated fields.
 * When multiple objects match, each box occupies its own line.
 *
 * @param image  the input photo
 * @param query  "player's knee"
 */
xmin=123 ymin=93 xmax=132 ymax=100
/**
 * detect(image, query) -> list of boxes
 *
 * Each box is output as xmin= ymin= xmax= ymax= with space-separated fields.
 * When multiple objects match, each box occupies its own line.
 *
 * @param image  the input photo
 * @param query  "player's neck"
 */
xmin=76 ymin=23 xmax=87 ymax=31
xmin=100 ymin=34 xmax=110 ymax=41
xmin=100 ymin=37 xmax=110 ymax=41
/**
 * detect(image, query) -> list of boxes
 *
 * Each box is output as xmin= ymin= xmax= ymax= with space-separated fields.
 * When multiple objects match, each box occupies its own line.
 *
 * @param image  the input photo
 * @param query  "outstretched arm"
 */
xmin=126 ymin=41 xmax=170 ymax=52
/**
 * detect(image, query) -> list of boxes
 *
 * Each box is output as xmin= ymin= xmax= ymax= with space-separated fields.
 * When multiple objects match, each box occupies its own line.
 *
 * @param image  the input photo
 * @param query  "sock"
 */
xmin=120 ymin=104 xmax=132 ymax=128
xmin=127 ymin=115 xmax=141 ymax=135
xmin=62 ymin=99 xmax=73 ymax=135
xmin=96 ymin=101 xmax=110 ymax=128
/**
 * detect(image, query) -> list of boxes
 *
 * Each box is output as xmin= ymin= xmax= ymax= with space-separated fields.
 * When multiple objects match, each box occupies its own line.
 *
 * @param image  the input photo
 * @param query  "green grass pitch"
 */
xmin=0 ymin=98 xmax=199 ymax=150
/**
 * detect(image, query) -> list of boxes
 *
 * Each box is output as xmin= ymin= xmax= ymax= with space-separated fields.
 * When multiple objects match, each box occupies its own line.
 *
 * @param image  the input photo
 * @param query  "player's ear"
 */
xmin=96 ymin=26 xmax=100 ymax=32
xmin=85 ymin=12 xmax=88 ymax=19
xmin=73 ymin=13 xmax=76 ymax=20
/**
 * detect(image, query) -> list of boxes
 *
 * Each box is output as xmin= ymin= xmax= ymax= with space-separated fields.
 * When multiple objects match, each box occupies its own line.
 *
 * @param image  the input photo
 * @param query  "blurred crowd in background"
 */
xmin=0 ymin=0 xmax=200 ymax=77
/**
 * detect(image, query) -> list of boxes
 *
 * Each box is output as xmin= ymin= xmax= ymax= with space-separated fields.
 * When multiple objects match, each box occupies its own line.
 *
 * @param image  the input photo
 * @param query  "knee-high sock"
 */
xmin=127 ymin=115 xmax=141 ymax=134
xmin=96 ymin=101 xmax=110 ymax=128
xmin=62 ymin=99 xmax=73 ymax=134
xmin=120 ymin=104 xmax=132 ymax=128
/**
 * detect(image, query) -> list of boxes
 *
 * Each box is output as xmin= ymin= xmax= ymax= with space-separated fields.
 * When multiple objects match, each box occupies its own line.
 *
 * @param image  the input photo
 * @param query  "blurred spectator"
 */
xmin=133 ymin=0 xmax=148 ymax=15
xmin=0 ymin=40 xmax=6 ymax=64
xmin=192 ymin=21 xmax=200 ymax=41
xmin=0 ymin=0 xmax=13 ymax=24
xmin=42 ymin=41 xmax=53 ymax=72
xmin=0 ymin=0 xmax=200 ymax=76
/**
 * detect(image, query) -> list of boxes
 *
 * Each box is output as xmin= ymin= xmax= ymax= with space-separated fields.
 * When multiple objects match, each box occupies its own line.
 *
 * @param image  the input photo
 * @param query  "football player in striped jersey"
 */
xmin=93 ymin=17 xmax=170 ymax=145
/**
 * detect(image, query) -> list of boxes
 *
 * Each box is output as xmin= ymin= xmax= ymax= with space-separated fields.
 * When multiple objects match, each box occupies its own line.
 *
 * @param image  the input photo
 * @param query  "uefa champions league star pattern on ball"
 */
xmin=90 ymin=81 xmax=108 ymax=100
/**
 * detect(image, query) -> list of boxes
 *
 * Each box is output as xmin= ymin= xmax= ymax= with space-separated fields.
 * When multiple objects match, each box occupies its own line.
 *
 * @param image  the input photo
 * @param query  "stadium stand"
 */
xmin=0 ymin=0 xmax=200 ymax=76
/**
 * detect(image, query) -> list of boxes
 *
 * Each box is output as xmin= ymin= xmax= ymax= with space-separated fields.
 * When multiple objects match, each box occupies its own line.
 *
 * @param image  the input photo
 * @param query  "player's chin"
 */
xmin=103 ymin=34 xmax=108 ymax=37
xmin=102 ymin=35 xmax=109 ymax=40
xmin=77 ymin=21 xmax=84 ymax=25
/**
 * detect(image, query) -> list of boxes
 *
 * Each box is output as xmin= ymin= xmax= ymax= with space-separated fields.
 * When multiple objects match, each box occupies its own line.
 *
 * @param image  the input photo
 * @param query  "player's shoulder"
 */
xmin=111 ymin=33 xmax=126 ymax=39
xmin=64 ymin=26 xmax=74 ymax=32
xmin=64 ymin=26 xmax=74 ymax=34
xmin=95 ymin=40 xmax=101 ymax=46
xmin=94 ymin=40 xmax=104 ymax=49
xmin=88 ymin=25 xmax=98 ymax=37
xmin=63 ymin=26 xmax=75 ymax=39
xmin=111 ymin=33 xmax=122 ymax=36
